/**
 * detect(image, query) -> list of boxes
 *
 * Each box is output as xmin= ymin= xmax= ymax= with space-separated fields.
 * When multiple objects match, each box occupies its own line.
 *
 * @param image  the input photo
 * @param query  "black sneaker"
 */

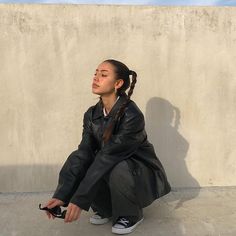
xmin=112 ymin=216 xmax=144 ymax=234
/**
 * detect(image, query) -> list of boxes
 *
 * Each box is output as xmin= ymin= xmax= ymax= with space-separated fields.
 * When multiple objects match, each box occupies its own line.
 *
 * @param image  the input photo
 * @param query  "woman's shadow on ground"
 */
xmin=145 ymin=97 xmax=200 ymax=209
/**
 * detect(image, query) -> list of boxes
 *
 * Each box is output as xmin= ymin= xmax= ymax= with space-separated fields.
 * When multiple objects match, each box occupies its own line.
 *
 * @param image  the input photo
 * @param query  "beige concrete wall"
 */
xmin=0 ymin=4 xmax=235 ymax=192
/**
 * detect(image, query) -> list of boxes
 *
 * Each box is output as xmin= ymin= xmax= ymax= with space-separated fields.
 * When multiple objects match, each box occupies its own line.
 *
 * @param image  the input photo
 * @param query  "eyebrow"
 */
xmin=95 ymin=69 xmax=109 ymax=72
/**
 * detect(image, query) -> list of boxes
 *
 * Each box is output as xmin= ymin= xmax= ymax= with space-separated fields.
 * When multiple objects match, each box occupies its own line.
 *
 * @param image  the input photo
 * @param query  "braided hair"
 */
xmin=100 ymin=59 xmax=137 ymax=145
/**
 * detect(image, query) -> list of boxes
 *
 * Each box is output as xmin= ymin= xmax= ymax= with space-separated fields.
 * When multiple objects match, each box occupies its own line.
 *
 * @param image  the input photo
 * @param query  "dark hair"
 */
xmin=100 ymin=59 xmax=137 ymax=145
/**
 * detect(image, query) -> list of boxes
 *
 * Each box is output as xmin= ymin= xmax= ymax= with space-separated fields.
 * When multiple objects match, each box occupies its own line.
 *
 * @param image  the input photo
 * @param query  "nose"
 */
xmin=93 ymin=74 xmax=99 ymax=82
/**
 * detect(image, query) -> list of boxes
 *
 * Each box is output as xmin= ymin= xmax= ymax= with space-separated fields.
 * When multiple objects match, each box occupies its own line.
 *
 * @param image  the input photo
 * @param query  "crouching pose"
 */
xmin=42 ymin=59 xmax=171 ymax=234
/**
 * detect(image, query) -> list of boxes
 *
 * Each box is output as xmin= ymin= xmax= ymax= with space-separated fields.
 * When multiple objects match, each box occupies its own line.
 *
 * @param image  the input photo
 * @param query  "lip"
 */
xmin=92 ymin=83 xmax=99 ymax=88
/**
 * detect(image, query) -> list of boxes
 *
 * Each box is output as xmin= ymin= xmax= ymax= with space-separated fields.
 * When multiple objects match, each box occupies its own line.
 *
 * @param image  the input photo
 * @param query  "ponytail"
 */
xmin=102 ymin=70 xmax=137 ymax=145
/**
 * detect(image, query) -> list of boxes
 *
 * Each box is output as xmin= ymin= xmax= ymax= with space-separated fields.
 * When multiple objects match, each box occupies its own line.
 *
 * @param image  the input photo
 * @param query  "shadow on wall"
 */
xmin=145 ymin=97 xmax=200 ymax=209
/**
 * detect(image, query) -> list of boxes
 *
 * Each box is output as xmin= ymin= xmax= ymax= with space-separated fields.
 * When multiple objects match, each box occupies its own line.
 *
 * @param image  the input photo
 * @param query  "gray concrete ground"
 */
xmin=0 ymin=187 xmax=236 ymax=236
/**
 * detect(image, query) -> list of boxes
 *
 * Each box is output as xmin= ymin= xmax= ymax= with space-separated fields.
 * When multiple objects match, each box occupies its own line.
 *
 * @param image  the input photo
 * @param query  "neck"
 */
xmin=101 ymin=93 xmax=119 ymax=114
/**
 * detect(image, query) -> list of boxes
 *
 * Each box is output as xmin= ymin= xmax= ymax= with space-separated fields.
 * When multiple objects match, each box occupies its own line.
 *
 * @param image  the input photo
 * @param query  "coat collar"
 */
xmin=92 ymin=93 xmax=129 ymax=120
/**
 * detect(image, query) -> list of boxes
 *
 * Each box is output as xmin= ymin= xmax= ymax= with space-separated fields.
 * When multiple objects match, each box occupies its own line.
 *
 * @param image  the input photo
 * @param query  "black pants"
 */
xmin=90 ymin=160 xmax=144 ymax=225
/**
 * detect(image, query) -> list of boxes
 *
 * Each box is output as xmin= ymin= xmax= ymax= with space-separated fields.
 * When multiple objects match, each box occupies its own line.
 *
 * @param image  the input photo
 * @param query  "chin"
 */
xmin=92 ymin=90 xmax=102 ymax=95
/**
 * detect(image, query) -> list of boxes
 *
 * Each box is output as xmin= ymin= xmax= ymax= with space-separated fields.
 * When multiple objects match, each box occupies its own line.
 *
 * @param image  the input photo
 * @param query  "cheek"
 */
xmin=101 ymin=79 xmax=115 ymax=90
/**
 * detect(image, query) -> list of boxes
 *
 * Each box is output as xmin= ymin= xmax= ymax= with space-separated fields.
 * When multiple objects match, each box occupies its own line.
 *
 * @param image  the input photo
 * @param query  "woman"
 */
xmin=42 ymin=59 xmax=171 ymax=234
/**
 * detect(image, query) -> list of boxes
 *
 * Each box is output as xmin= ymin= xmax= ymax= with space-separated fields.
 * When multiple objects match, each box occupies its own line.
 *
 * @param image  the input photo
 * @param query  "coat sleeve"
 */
xmin=52 ymin=107 xmax=98 ymax=206
xmin=69 ymin=108 xmax=147 ymax=210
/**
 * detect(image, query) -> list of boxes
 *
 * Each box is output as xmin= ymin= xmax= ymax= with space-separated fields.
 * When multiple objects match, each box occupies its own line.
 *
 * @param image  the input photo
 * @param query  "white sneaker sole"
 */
xmin=112 ymin=217 xmax=144 ymax=234
xmin=89 ymin=215 xmax=111 ymax=225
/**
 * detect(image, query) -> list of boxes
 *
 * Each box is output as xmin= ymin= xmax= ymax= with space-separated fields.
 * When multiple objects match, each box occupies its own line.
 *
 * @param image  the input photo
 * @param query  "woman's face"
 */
xmin=92 ymin=62 xmax=123 ymax=96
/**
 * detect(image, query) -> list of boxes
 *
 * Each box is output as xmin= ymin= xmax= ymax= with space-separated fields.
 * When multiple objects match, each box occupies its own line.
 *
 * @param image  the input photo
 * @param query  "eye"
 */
xmin=102 ymin=74 xmax=107 ymax=77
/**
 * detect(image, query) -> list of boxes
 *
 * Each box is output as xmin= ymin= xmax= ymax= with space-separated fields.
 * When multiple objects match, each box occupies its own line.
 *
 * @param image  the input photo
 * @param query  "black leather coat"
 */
xmin=52 ymin=93 xmax=171 ymax=210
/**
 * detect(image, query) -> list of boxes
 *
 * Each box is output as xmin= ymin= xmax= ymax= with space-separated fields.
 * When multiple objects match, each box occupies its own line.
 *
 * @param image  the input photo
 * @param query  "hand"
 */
xmin=42 ymin=198 xmax=65 ymax=220
xmin=64 ymin=203 xmax=82 ymax=223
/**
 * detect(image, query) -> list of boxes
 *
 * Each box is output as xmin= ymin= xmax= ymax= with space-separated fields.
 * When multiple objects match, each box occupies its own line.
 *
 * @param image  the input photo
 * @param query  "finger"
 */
xmin=68 ymin=207 xmax=77 ymax=222
xmin=49 ymin=212 xmax=55 ymax=220
xmin=47 ymin=201 xmax=59 ymax=209
xmin=42 ymin=202 xmax=53 ymax=209
xmin=45 ymin=211 xmax=51 ymax=219
xmin=47 ymin=211 xmax=54 ymax=220
xmin=73 ymin=210 xmax=80 ymax=221
xmin=48 ymin=199 xmax=65 ymax=209
xmin=72 ymin=206 xmax=81 ymax=222
xmin=66 ymin=206 xmax=76 ymax=223
xmin=43 ymin=199 xmax=55 ymax=207
xmin=64 ymin=206 xmax=72 ymax=223
xmin=73 ymin=207 xmax=81 ymax=221
xmin=45 ymin=211 xmax=49 ymax=219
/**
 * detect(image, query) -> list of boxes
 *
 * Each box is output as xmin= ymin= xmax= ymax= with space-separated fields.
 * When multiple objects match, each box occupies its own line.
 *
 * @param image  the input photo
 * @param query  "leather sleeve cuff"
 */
xmin=69 ymin=196 xmax=91 ymax=211
xmin=52 ymin=191 xmax=70 ymax=207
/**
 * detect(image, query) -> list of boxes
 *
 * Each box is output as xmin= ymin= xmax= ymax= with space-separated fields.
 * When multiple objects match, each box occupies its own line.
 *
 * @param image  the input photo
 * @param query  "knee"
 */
xmin=59 ymin=150 xmax=83 ymax=176
xmin=108 ymin=161 xmax=134 ymax=189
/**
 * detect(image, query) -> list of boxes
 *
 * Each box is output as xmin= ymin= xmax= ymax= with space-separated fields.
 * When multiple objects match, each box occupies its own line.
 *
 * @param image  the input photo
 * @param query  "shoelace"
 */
xmin=117 ymin=217 xmax=130 ymax=226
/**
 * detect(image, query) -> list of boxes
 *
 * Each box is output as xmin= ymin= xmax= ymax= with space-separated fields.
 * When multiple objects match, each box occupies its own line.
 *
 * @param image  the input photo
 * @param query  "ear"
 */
xmin=115 ymin=79 xmax=124 ymax=90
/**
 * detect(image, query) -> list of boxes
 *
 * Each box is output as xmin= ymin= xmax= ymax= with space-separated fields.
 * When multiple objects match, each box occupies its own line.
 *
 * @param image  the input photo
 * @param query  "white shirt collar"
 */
xmin=103 ymin=96 xmax=120 ymax=117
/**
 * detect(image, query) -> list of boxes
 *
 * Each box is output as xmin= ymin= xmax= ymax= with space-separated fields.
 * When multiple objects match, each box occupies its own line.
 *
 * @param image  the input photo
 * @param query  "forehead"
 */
xmin=96 ymin=62 xmax=115 ymax=73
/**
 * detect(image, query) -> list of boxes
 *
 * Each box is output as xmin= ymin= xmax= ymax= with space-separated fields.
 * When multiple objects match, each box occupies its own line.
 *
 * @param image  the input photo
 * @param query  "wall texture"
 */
xmin=0 ymin=4 xmax=235 ymax=192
